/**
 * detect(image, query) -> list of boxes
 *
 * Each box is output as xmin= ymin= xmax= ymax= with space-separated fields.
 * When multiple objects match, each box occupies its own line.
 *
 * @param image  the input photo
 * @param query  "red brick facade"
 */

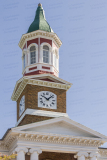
xmin=27 ymin=38 xmax=38 ymax=47
xmin=17 ymin=84 xmax=66 ymax=125
xmin=18 ymin=115 xmax=53 ymax=126
xmin=40 ymin=38 xmax=52 ymax=46
xmin=24 ymin=70 xmax=55 ymax=76
xmin=25 ymin=152 xmax=76 ymax=160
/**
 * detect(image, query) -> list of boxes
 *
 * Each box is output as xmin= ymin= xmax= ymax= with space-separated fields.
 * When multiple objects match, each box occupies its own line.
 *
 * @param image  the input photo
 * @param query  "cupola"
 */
xmin=12 ymin=3 xmax=72 ymax=127
xmin=18 ymin=3 xmax=62 ymax=77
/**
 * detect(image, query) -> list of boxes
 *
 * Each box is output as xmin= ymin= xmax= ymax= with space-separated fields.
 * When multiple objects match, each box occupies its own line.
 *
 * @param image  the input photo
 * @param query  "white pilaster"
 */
xmin=25 ymin=53 xmax=27 ymax=67
xmin=57 ymin=49 xmax=59 ymax=71
xmin=38 ymin=37 xmax=40 ymax=63
xmin=29 ymin=148 xmax=42 ymax=160
xmin=74 ymin=151 xmax=88 ymax=160
xmin=89 ymin=152 xmax=100 ymax=160
xmin=49 ymin=48 xmax=52 ymax=65
xmin=40 ymin=46 xmax=43 ymax=63
xmin=22 ymin=55 xmax=24 ymax=71
xmin=27 ymin=49 xmax=30 ymax=66
xmin=15 ymin=147 xmax=28 ymax=160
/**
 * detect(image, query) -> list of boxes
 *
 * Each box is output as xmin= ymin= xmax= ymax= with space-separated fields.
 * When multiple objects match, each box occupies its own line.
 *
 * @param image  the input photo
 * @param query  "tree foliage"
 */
xmin=0 ymin=153 xmax=17 ymax=160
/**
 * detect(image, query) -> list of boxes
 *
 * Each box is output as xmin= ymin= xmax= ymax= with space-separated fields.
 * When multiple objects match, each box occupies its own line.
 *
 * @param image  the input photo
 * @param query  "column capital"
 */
xmin=29 ymin=148 xmax=42 ymax=155
xmin=23 ymin=49 xmax=28 ymax=54
xmin=14 ymin=147 xmax=28 ymax=153
xmin=74 ymin=151 xmax=88 ymax=158
xmin=90 ymin=152 xmax=100 ymax=158
xmin=26 ymin=49 xmax=30 ymax=53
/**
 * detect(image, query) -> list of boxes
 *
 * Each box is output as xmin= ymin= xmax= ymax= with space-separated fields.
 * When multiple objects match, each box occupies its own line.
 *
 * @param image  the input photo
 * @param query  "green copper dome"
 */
xmin=27 ymin=3 xmax=53 ymax=33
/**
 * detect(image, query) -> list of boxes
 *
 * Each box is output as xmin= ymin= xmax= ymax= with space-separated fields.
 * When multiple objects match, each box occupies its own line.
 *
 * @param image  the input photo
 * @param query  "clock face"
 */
xmin=19 ymin=95 xmax=25 ymax=116
xmin=38 ymin=91 xmax=57 ymax=109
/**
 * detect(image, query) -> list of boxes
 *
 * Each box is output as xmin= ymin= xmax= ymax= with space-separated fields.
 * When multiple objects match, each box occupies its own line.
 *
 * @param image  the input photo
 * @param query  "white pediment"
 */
xmin=13 ymin=117 xmax=107 ymax=139
xmin=22 ymin=121 xmax=99 ymax=138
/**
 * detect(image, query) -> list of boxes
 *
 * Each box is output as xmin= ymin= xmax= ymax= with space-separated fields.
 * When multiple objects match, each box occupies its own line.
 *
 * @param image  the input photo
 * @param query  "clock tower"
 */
xmin=1 ymin=4 xmax=107 ymax=160
xmin=11 ymin=3 xmax=72 ymax=126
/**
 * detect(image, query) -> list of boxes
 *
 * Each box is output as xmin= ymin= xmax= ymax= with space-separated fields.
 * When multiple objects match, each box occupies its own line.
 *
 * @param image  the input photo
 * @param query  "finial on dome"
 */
xmin=38 ymin=3 xmax=42 ymax=7
xmin=27 ymin=3 xmax=53 ymax=33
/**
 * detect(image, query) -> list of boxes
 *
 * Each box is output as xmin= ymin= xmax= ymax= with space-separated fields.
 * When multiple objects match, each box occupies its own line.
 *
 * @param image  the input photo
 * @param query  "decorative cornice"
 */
xmin=11 ymin=76 xmax=72 ymax=101
xmin=11 ymin=78 xmax=28 ymax=101
xmin=16 ymin=134 xmax=104 ymax=147
xmin=19 ymin=30 xmax=62 ymax=49
xmin=90 ymin=152 xmax=100 ymax=158
xmin=1 ymin=131 xmax=104 ymax=149
xmin=0 ymin=130 xmax=106 ymax=152
xmin=13 ymin=116 xmax=107 ymax=140
xmin=25 ymin=74 xmax=72 ymax=85
xmin=0 ymin=144 xmax=8 ymax=151
xmin=99 ymin=149 xmax=107 ymax=157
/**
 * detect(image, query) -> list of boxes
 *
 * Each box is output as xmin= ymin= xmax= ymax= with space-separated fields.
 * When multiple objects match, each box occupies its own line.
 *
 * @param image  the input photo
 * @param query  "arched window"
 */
xmin=30 ymin=46 xmax=36 ymax=64
xmin=43 ymin=45 xmax=49 ymax=63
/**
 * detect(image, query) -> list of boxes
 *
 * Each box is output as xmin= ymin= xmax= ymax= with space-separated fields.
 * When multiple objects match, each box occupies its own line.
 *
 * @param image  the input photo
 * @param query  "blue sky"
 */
xmin=0 ymin=0 xmax=107 ymax=146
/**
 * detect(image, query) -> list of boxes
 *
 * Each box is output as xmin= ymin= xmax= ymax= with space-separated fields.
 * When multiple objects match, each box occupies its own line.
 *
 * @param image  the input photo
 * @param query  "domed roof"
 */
xmin=27 ymin=3 xmax=53 ymax=33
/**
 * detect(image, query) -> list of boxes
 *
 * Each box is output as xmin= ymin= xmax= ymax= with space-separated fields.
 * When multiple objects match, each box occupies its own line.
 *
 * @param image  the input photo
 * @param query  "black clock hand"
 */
xmin=47 ymin=95 xmax=53 ymax=100
xmin=41 ymin=95 xmax=48 ymax=100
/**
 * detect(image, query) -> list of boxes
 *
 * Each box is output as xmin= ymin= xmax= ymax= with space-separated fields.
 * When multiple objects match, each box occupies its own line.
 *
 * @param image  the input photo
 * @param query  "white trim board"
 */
xmin=16 ymin=109 xmax=69 ymax=126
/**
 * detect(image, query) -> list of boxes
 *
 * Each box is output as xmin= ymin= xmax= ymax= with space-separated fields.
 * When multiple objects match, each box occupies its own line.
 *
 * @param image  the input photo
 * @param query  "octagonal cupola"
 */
xmin=19 ymin=3 xmax=62 ymax=77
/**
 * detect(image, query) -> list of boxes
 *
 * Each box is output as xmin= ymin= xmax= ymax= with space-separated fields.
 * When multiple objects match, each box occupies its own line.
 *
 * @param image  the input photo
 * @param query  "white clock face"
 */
xmin=38 ymin=91 xmax=57 ymax=109
xmin=19 ymin=95 xmax=25 ymax=117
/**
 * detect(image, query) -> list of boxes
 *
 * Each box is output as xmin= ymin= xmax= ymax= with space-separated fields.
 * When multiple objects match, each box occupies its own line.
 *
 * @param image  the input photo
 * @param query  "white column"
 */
xmin=22 ymin=55 xmax=24 ymax=71
xmin=15 ymin=147 xmax=28 ymax=160
xmin=27 ymin=49 xmax=30 ymax=66
xmin=49 ymin=48 xmax=52 ymax=65
xmin=40 ymin=46 xmax=43 ymax=63
xmin=51 ymin=49 xmax=53 ymax=65
xmin=36 ymin=46 xmax=38 ymax=64
xmin=29 ymin=148 xmax=42 ymax=160
xmin=89 ymin=152 xmax=100 ymax=160
xmin=74 ymin=151 xmax=88 ymax=160
xmin=38 ymin=37 xmax=40 ymax=63
xmin=26 ymin=49 xmax=30 ymax=66
xmin=57 ymin=51 xmax=59 ymax=71
xmin=25 ymin=53 xmax=27 ymax=67
xmin=23 ymin=50 xmax=27 ymax=67
xmin=52 ymin=50 xmax=54 ymax=66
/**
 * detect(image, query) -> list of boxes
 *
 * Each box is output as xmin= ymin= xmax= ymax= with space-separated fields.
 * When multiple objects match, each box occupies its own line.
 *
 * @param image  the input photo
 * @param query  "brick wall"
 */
xmin=25 ymin=152 xmax=76 ymax=160
xmin=18 ymin=115 xmax=53 ymax=126
xmin=17 ymin=84 xmax=66 ymax=124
